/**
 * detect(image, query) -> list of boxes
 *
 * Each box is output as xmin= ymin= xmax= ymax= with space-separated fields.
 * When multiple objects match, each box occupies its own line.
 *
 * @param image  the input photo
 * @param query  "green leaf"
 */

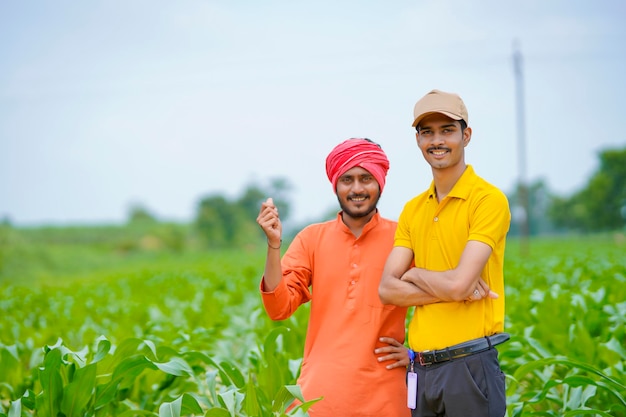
xmin=61 ymin=363 xmax=97 ymax=417
xmin=180 ymin=393 xmax=204 ymax=415
xmin=20 ymin=390 xmax=36 ymax=410
xmin=156 ymin=393 xmax=204 ymax=417
xmin=158 ymin=395 xmax=182 ymax=417
xmin=283 ymin=385 xmax=306 ymax=403
xmin=0 ymin=345 xmax=20 ymax=388
xmin=38 ymin=348 xmax=64 ymax=417
xmin=219 ymin=388 xmax=244 ymax=416
xmin=96 ymin=354 xmax=159 ymax=409
xmin=244 ymin=372 xmax=261 ymax=417
xmin=112 ymin=355 xmax=157 ymax=389
xmin=94 ymin=379 xmax=118 ymax=409
xmin=140 ymin=339 xmax=158 ymax=360
xmin=271 ymin=385 xmax=297 ymax=413
xmin=514 ymin=357 xmax=625 ymax=390
xmin=272 ymin=385 xmax=321 ymax=415
xmin=204 ymin=408 xmax=231 ymax=417
xmin=150 ymin=357 xmax=193 ymax=377
xmin=183 ymin=351 xmax=231 ymax=392
xmin=603 ymin=336 xmax=626 ymax=358
xmin=92 ymin=337 xmax=112 ymax=363
xmin=594 ymin=379 xmax=626 ymax=407
xmin=258 ymin=351 xmax=284 ymax=400
xmin=204 ymin=370 xmax=220 ymax=405
xmin=218 ymin=361 xmax=245 ymax=388
xmin=7 ymin=399 xmax=21 ymax=417
xmin=562 ymin=375 xmax=596 ymax=388
xmin=263 ymin=326 xmax=291 ymax=361
xmin=108 ymin=339 xmax=144 ymax=366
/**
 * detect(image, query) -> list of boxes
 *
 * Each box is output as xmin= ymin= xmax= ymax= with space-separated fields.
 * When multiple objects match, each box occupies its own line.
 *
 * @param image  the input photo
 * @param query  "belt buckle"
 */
xmin=417 ymin=351 xmax=433 ymax=366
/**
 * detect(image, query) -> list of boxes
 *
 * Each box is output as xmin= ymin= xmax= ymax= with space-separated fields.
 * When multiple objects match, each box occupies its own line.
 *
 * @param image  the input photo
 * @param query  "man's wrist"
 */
xmin=267 ymin=239 xmax=282 ymax=250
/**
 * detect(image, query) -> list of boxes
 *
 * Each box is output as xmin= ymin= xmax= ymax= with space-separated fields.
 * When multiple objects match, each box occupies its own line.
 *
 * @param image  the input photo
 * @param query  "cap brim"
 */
xmin=412 ymin=111 xmax=463 ymax=128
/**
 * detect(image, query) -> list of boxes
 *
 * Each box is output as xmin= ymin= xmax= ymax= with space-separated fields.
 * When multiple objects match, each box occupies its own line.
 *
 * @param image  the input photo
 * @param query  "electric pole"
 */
xmin=513 ymin=39 xmax=530 ymax=256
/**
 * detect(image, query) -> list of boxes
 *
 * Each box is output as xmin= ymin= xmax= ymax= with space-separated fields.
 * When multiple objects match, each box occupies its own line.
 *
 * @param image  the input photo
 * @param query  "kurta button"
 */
xmin=434 ymin=217 xmax=439 ymax=222
xmin=352 ymin=263 xmax=357 ymax=268
xmin=351 ymin=280 xmax=356 ymax=285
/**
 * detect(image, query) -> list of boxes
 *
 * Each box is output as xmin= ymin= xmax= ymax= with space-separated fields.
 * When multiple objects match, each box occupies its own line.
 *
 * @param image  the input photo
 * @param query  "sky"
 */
xmin=1 ymin=0 xmax=625 ymax=227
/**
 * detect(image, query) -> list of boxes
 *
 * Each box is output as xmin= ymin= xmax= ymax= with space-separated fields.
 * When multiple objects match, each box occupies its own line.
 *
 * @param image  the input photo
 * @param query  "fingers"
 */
xmin=383 ymin=356 xmax=410 ymax=369
xmin=259 ymin=197 xmax=277 ymax=215
xmin=257 ymin=207 xmax=279 ymax=226
xmin=257 ymin=213 xmax=279 ymax=232
xmin=375 ymin=337 xmax=410 ymax=369
xmin=378 ymin=337 xmax=402 ymax=347
xmin=468 ymin=279 xmax=499 ymax=301
xmin=256 ymin=198 xmax=281 ymax=232
xmin=376 ymin=350 xmax=410 ymax=369
xmin=477 ymin=279 xmax=499 ymax=299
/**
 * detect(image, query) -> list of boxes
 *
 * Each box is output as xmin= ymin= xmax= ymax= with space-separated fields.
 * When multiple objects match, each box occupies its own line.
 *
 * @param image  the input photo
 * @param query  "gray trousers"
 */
xmin=408 ymin=348 xmax=506 ymax=417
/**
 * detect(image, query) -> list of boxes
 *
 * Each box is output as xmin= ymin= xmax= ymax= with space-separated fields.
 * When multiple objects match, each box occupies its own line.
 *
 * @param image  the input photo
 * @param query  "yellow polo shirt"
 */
xmin=395 ymin=165 xmax=511 ymax=351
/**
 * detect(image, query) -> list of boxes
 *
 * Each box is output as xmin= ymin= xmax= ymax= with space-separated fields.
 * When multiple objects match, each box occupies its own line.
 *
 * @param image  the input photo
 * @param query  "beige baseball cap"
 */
xmin=412 ymin=89 xmax=468 ymax=128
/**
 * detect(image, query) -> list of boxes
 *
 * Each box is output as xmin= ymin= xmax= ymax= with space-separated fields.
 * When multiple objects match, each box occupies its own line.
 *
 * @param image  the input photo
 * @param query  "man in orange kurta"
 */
xmin=257 ymin=138 xmax=410 ymax=417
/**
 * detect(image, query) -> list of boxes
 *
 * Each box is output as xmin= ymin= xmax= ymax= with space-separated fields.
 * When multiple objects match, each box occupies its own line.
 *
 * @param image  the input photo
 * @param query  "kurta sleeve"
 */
xmin=259 ymin=231 xmax=313 ymax=320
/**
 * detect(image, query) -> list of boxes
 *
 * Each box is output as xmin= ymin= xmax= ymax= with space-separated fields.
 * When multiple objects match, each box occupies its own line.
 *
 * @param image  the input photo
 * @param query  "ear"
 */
xmin=463 ymin=126 xmax=472 ymax=147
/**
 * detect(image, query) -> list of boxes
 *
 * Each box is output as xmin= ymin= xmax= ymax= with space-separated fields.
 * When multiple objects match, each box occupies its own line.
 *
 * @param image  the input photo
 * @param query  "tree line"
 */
xmin=3 ymin=146 xmax=621 ymax=254
xmin=178 ymin=145 xmax=624 ymax=248
xmin=187 ymin=146 xmax=625 ymax=246
xmin=507 ymin=146 xmax=626 ymax=235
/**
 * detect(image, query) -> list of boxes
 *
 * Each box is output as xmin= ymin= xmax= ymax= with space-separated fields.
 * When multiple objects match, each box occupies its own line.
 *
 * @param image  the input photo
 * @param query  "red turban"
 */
xmin=325 ymin=138 xmax=390 ymax=194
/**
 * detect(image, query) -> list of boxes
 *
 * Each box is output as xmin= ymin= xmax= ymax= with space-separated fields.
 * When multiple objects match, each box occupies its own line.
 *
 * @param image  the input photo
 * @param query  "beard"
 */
xmin=338 ymin=192 xmax=381 ymax=219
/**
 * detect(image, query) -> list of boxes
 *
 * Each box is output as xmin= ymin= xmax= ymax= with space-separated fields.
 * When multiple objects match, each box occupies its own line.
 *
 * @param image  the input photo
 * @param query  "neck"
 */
xmin=341 ymin=209 xmax=376 ymax=238
xmin=432 ymin=163 xmax=467 ymax=202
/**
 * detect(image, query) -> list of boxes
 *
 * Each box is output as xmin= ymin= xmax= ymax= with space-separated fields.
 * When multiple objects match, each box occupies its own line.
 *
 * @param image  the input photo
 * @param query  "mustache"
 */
xmin=348 ymin=194 xmax=369 ymax=199
xmin=427 ymin=146 xmax=451 ymax=152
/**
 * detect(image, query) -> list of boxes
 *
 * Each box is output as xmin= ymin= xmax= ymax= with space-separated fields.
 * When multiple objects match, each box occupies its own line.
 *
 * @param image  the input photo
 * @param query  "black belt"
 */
xmin=412 ymin=333 xmax=510 ymax=366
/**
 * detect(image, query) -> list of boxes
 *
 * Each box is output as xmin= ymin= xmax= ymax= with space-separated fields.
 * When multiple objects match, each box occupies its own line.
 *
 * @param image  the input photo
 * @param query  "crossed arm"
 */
xmin=378 ymin=241 xmax=498 ymax=307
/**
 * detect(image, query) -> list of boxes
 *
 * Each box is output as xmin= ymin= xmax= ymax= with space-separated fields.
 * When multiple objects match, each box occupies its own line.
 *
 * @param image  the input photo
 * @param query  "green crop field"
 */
xmin=0 ymin=227 xmax=624 ymax=416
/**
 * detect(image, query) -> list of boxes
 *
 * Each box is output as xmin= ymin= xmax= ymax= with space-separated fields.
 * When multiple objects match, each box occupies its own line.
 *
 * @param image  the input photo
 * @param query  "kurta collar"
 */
xmin=335 ymin=209 xmax=381 ymax=237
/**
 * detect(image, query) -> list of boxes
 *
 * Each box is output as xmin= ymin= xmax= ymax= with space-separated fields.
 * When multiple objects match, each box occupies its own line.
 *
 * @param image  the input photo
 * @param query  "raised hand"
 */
xmin=256 ymin=197 xmax=282 ymax=247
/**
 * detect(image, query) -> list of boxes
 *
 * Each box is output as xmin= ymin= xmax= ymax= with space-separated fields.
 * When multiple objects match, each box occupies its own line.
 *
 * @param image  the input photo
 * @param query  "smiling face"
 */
xmin=335 ymin=166 xmax=381 ymax=220
xmin=416 ymin=113 xmax=472 ymax=171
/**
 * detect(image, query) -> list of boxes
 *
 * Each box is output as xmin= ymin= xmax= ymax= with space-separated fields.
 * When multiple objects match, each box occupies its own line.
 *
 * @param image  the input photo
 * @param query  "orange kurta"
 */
xmin=261 ymin=212 xmax=409 ymax=417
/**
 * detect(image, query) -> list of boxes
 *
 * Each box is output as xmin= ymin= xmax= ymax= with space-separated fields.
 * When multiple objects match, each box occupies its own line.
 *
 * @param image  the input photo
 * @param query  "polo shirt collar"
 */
xmin=427 ymin=165 xmax=478 ymax=201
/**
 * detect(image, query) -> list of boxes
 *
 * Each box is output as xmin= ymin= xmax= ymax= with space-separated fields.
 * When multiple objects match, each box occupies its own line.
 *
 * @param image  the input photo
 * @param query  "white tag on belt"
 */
xmin=407 ymin=349 xmax=417 ymax=409
xmin=407 ymin=371 xmax=417 ymax=409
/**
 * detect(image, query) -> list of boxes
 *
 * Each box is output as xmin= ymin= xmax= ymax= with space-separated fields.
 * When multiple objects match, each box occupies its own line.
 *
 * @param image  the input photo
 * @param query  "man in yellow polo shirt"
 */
xmin=379 ymin=89 xmax=511 ymax=417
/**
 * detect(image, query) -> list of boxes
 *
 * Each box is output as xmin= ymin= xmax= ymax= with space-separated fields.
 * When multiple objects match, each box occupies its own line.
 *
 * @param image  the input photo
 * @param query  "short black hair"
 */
xmin=416 ymin=119 xmax=467 ymax=132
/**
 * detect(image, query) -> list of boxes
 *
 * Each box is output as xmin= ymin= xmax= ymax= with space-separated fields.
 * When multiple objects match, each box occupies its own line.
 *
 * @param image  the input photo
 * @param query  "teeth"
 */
xmin=351 ymin=197 xmax=366 ymax=201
